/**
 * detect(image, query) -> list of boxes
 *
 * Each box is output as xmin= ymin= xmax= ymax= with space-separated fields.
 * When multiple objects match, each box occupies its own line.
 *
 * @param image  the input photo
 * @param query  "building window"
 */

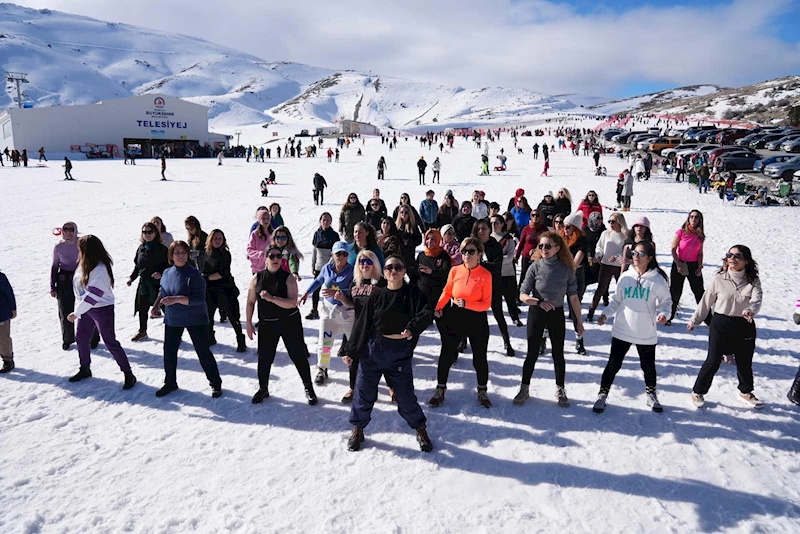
xmin=1 ymin=121 xmax=10 ymax=139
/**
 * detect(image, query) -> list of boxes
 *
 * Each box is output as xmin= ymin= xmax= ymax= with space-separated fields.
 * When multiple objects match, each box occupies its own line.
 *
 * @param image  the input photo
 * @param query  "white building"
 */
xmin=0 ymin=94 xmax=229 ymax=158
xmin=340 ymin=120 xmax=380 ymax=136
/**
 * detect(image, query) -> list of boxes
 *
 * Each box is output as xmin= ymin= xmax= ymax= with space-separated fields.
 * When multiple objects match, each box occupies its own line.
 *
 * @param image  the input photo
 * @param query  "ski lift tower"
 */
xmin=6 ymin=72 xmax=30 ymax=108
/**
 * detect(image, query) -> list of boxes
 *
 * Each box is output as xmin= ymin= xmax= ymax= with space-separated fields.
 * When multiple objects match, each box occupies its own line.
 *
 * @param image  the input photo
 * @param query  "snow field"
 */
xmin=0 ymin=119 xmax=798 ymax=533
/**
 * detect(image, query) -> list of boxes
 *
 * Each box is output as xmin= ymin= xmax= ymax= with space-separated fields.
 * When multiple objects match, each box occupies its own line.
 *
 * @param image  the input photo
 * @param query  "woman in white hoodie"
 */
xmin=594 ymin=242 xmax=671 ymax=413
xmin=588 ymin=212 xmax=627 ymax=321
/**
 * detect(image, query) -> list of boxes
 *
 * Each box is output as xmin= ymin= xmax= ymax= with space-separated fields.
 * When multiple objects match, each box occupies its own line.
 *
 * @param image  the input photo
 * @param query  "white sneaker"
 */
xmin=555 ymin=386 xmax=569 ymax=407
xmin=691 ymin=392 xmax=705 ymax=409
xmin=646 ymin=391 xmax=663 ymax=413
xmin=513 ymin=385 xmax=529 ymax=406
xmin=593 ymin=392 xmax=607 ymax=413
xmin=739 ymin=392 xmax=764 ymax=409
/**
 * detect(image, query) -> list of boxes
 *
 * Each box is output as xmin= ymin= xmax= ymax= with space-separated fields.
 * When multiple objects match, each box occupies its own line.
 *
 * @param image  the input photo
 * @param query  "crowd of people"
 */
xmin=1 ymin=127 xmax=799 ymax=455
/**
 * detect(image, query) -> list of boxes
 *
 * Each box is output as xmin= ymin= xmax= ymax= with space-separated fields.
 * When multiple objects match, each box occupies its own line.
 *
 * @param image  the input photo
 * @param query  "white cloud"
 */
xmin=11 ymin=0 xmax=800 ymax=96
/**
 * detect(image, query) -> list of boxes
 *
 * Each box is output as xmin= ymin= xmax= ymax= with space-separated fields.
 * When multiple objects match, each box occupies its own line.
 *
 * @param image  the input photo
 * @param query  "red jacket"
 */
xmin=515 ymin=224 xmax=547 ymax=260
xmin=577 ymin=201 xmax=603 ymax=229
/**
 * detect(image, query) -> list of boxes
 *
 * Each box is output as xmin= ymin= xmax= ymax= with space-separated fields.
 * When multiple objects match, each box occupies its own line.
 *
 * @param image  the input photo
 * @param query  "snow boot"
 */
xmin=512 ymin=318 xmax=524 ymax=327
xmin=156 ymin=384 xmax=178 ymax=398
xmin=314 ymin=367 xmax=328 ymax=385
xmin=347 ymin=426 xmax=365 ymax=452
xmin=788 ymin=372 xmax=800 ymax=406
xmin=62 ymin=342 xmax=71 ymax=351
xmin=646 ymin=389 xmax=663 ymax=413
xmin=305 ymin=309 xmax=319 ymax=320
xmin=512 ymin=385 xmax=529 ymax=406
xmin=211 ymin=385 xmax=223 ymax=399
xmin=0 ymin=359 xmax=15 ymax=374
xmin=428 ymin=386 xmax=446 ymax=407
xmin=556 ymin=386 xmax=569 ymax=407
xmin=691 ymin=392 xmax=705 ymax=409
xmin=236 ymin=334 xmax=247 ymax=353
xmin=504 ymin=338 xmax=515 ymax=357
xmin=576 ymin=338 xmax=586 ymax=355
xmin=593 ymin=391 xmax=608 ymax=413
xmin=252 ymin=387 xmax=269 ymax=404
xmin=739 ymin=392 xmax=763 ymax=409
xmin=305 ymin=384 xmax=319 ymax=405
xmin=209 ymin=332 xmax=217 ymax=347
xmin=477 ymin=387 xmax=492 ymax=408
xmin=68 ymin=366 xmax=92 ymax=383
xmin=415 ymin=426 xmax=433 ymax=453
xmin=122 ymin=371 xmax=137 ymax=390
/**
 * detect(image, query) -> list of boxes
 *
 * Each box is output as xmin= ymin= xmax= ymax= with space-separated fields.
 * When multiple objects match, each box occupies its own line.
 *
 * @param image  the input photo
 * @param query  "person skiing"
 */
xmin=63 ymin=157 xmax=73 ymax=180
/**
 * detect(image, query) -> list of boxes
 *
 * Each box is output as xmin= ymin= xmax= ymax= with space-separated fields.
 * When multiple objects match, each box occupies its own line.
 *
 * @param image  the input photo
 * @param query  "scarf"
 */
xmin=423 ymin=229 xmax=443 ymax=257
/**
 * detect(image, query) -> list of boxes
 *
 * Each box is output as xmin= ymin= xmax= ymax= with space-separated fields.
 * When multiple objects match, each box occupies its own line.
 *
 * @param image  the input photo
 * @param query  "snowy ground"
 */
xmin=1 ymin=119 xmax=799 ymax=533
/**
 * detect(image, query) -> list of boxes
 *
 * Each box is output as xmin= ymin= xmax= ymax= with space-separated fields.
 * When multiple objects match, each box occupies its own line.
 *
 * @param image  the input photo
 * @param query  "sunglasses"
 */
xmin=538 ymin=243 xmax=553 ymax=250
xmin=384 ymin=264 xmax=405 ymax=272
xmin=274 ymin=235 xmax=288 ymax=241
xmin=334 ymin=251 xmax=349 ymax=257
xmin=63 ymin=227 xmax=75 ymax=232
xmin=267 ymin=253 xmax=283 ymax=260
xmin=531 ymin=214 xmax=541 ymax=218
xmin=726 ymin=252 xmax=744 ymax=260
xmin=358 ymin=258 xmax=374 ymax=266
xmin=142 ymin=230 xmax=155 ymax=235
xmin=554 ymin=220 xmax=563 ymax=224
xmin=461 ymin=248 xmax=478 ymax=255
xmin=608 ymin=219 xmax=619 ymax=224
xmin=631 ymin=250 xmax=648 ymax=258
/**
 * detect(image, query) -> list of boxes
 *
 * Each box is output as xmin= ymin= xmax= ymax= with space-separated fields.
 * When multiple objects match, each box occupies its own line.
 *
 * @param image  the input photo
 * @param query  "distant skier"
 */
xmin=377 ymin=156 xmax=387 ymax=180
xmin=160 ymin=155 xmax=167 ymax=181
xmin=39 ymin=147 xmax=47 ymax=162
xmin=63 ymin=157 xmax=74 ymax=180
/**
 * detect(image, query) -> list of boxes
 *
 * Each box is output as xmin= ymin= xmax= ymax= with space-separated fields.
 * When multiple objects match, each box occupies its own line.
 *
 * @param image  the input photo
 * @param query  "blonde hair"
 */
xmin=609 ymin=212 xmax=628 ymax=235
xmin=395 ymin=205 xmax=418 ymax=232
xmin=558 ymin=188 xmax=572 ymax=202
xmin=353 ymin=250 xmax=384 ymax=284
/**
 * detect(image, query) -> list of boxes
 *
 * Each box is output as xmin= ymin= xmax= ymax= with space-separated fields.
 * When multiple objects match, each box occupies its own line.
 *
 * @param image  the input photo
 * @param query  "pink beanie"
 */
xmin=632 ymin=216 xmax=651 ymax=229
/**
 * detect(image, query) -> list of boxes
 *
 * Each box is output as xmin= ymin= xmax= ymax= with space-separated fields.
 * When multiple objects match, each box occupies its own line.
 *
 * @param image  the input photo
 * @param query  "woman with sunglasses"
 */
xmin=67 ymin=235 xmax=137 ymax=390
xmin=339 ymin=193 xmax=365 ymax=243
xmin=336 ymin=250 xmax=388 ymax=403
xmin=308 ymin=213 xmax=338 ymax=320
xmin=395 ymin=206 xmax=423 ymax=285
xmin=438 ymin=224 xmax=463 ymax=266
xmin=392 ymin=193 xmax=424 ymax=233
xmin=491 ymin=215 xmax=523 ymax=329
xmin=342 ymin=255 xmax=433 ymax=452
xmin=667 ymin=210 xmax=707 ymax=326
xmin=515 ymin=232 xmax=583 ymax=407
xmin=247 ymin=209 xmax=272 ymax=274
xmin=203 ymin=229 xmax=246 ymax=352
xmin=515 ymin=209 xmax=548 ymax=290
xmin=300 ymin=241 xmax=355 ymax=386
xmin=365 ymin=198 xmax=385 ymax=231
xmin=271 ymin=226 xmax=303 ymax=280
xmin=537 ymin=191 xmax=558 ymax=228
xmin=588 ymin=213 xmax=627 ymax=322
xmin=621 ymin=217 xmax=655 ymax=273
xmin=184 ymin=216 xmax=208 ymax=271
xmin=246 ymin=245 xmax=318 ymax=405
xmin=473 ymin=219 xmax=514 ymax=356
xmin=268 ymin=203 xmax=285 ymax=231
xmin=51 ymin=222 xmax=98 ymax=350
xmin=348 ymin=222 xmax=385 ymax=269
xmin=430 ymin=237 xmax=494 ymax=408
xmin=594 ymin=242 xmax=671 ymax=413
xmin=127 ymin=222 xmax=169 ymax=342
xmin=689 ymin=245 xmax=763 ymax=409
xmin=562 ymin=212 xmax=589 ymax=355
xmin=417 ymin=229 xmax=452 ymax=316
xmin=151 ymin=241 xmax=222 ymax=398
xmin=452 ymin=201 xmax=477 ymax=243
xmin=555 ymin=188 xmax=572 ymax=218
xmin=510 ymin=196 xmax=531 ymax=230
xmin=577 ymin=191 xmax=603 ymax=229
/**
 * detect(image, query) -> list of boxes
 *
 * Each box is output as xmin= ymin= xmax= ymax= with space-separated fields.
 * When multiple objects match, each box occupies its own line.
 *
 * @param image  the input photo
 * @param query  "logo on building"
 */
xmin=154 ymin=97 xmax=166 ymax=109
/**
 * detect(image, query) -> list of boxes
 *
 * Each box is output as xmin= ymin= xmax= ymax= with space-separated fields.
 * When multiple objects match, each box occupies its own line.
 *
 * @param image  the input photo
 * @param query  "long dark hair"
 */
xmin=140 ymin=221 xmax=162 ymax=244
xmin=272 ymin=225 xmax=304 ymax=260
xmin=681 ymin=210 xmax=705 ymax=241
xmin=353 ymin=222 xmax=379 ymax=250
xmin=633 ymin=242 xmax=668 ymax=281
xmin=78 ymin=235 xmax=114 ymax=287
xmin=629 ymin=225 xmax=653 ymax=244
xmin=205 ymin=229 xmax=229 ymax=254
xmin=184 ymin=215 xmax=203 ymax=246
xmin=720 ymin=244 xmax=759 ymax=284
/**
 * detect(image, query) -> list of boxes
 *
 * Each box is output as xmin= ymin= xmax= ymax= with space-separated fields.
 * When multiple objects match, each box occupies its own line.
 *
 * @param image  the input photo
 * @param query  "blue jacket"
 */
xmin=511 ymin=206 xmax=530 ymax=229
xmin=159 ymin=264 xmax=209 ymax=327
xmin=305 ymin=262 xmax=354 ymax=307
xmin=0 ymin=272 xmax=15 ymax=323
xmin=419 ymin=199 xmax=439 ymax=224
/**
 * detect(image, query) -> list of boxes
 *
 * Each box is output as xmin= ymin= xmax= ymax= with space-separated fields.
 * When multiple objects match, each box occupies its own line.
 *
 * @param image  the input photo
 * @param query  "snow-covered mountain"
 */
xmin=0 ymin=3 xmax=576 ymax=129
xmin=588 ymin=85 xmax=725 ymax=115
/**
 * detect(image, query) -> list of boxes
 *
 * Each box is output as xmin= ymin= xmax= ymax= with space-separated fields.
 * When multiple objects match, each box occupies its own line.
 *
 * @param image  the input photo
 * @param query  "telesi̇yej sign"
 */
xmin=137 ymin=97 xmax=188 ymax=129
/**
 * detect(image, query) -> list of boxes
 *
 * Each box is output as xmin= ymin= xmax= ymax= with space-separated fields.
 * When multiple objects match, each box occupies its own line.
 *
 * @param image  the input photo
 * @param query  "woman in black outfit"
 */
xmin=246 ymin=245 xmax=318 ymax=405
xmin=203 ymin=229 xmax=246 ymax=352
xmin=472 ymin=219 xmax=513 ymax=356
xmin=184 ymin=216 xmax=208 ymax=271
xmin=416 ymin=229 xmax=452 ymax=313
xmin=451 ymin=201 xmax=477 ymax=242
xmin=562 ymin=212 xmax=589 ymax=355
xmin=342 ymin=255 xmax=433 ymax=452
xmin=395 ymin=205 xmax=422 ymax=285
xmin=127 ymin=221 xmax=169 ymax=342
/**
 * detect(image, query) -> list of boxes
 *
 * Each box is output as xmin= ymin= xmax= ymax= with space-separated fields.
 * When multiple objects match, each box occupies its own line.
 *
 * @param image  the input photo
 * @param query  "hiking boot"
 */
xmin=252 ymin=387 xmax=269 ymax=404
xmin=0 ymin=359 xmax=15 ymax=374
xmin=576 ymin=338 xmax=586 ymax=355
xmin=347 ymin=426 xmax=365 ymax=451
xmin=739 ymin=392 xmax=763 ymax=409
xmin=314 ymin=367 xmax=328 ymax=385
xmin=512 ymin=385 xmax=529 ymax=406
xmin=68 ymin=366 xmax=92 ymax=382
xmin=593 ymin=391 xmax=608 ymax=413
xmin=587 ymin=308 xmax=595 ymax=322
xmin=122 ymin=371 xmax=137 ymax=390
xmin=512 ymin=318 xmax=524 ymax=327
xmin=788 ymin=374 xmax=800 ymax=406
xmin=428 ymin=386 xmax=446 ymax=407
xmin=236 ymin=334 xmax=247 ymax=353
xmin=504 ymin=339 xmax=515 ymax=357
xmin=477 ymin=388 xmax=492 ymax=408
xmin=556 ymin=386 xmax=569 ymax=407
xmin=131 ymin=331 xmax=147 ymax=342
xmin=155 ymin=384 xmax=178 ymax=397
xmin=691 ymin=392 xmax=705 ymax=409
xmin=602 ymin=296 xmax=609 ymax=307
xmin=211 ymin=385 xmax=223 ymax=399
xmin=415 ymin=426 xmax=433 ymax=452
xmin=218 ymin=312 xmax=227 ymax=323
xmin=539 ymin=337 xmax=547 ymax=356
xmin=646 ymin=390 xmax=663 ymax=412
xmin=305 ymin=384 xmax=318 ymax=405
xmin=90 ymin=338 xmax=99 ymax=350
xmin=305 ymin=309 xmax=319 ymax=320
xmin=341 ymin=389 xmax=354 ymax=404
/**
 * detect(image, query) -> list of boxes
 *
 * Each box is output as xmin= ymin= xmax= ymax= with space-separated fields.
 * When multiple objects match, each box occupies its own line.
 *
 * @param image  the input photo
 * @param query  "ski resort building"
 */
xmin=340 ymin=120 xmax=380 ymax=136
xmin=0 ymin=94 xmax=229 ymax=158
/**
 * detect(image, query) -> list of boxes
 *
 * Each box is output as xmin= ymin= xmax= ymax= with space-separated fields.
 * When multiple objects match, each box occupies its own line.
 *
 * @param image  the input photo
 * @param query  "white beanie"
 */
xmin=564 ymin=212 xmax=584 ymax=229
xmin=439 ymin=224 xmax=455 ymax=236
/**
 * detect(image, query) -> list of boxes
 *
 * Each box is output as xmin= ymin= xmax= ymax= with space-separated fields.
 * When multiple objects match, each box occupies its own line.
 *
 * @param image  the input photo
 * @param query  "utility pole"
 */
xmin=6 ymin=72 xmax=30 ymax=108
xmin=234 ymin=130 xmax=242 ymax=146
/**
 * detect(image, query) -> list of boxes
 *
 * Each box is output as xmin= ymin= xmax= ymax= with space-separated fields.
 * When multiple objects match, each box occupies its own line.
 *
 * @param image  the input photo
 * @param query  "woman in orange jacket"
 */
xmin=429 ymin=236 xmax=494 ymax=408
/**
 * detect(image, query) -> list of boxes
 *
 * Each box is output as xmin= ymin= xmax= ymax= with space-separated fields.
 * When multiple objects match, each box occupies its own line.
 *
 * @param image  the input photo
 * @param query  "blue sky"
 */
xmin=13 ymin=0 xmax=800 ymax=99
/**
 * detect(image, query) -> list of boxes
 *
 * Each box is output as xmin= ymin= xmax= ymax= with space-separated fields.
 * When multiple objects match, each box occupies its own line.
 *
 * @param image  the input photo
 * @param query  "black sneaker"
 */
xmin=236 ymin=334 xmax=247 ymax=353
xmin=415 ymin=426 xmax=433 ymax=452
xmin=62 ymin=342 xmax=71 ymax=351
xmin=602 ymin=296 xmax=609 ymax=307
xmin=305 ymin=309 xmax=319 ymax=320
xmin=209 ymin=333 xmax=217 ymax=346
xmin=122 ymin=371 xmax=137 ymax=390
xmin=512 ymin=318 xmax=524 ymax=327
xmin=347 ymin=426 xmax=365 ymax=451
xmin=155 ymin=384 xmax=178 ymax=397
xmin=504 ymin=339 xmax=515 ymax=357
xmin=477 ymin=388 xmax=492 ymax=408
xmin=314 ymin=367 xmax=328 ymax=385
xmin=252 ymin=387 xmax=269 ymax=404
xmin=576 ymin=338 xmax=586 ymax=355
xmin=68 ymin=366 xmax=92 ymax=382
xmin=0 ymin=359 xmax=15 ymax=374
xmin=211 ymin=385 xmax=223 ymax=398
xmin=305 ymin=384 xmax=319 ymax=405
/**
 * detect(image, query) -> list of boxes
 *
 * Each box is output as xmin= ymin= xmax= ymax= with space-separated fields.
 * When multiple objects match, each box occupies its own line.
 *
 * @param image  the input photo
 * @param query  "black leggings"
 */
xmin=693 ymin=315 xmax=756 ymax=395
xmin=567 ymin=267 xmax=586 ymax=334
xmin=669 ymin=261 xmax=705 ymax=320
xmin=500 ymin=276 xmax=521 ymax=321
xmin=311 ymin=269 xmax=321 ymax=311
xmin=206 ymin=287 xmax=242 ymax=338
xmin=437 ymin=306 xmax=489 ymax=387
xmin=490 ymin=283 xmax=510 ymax=340
xmin=522 ymin=306 xmax=566 ymax=386
xmin=600 ymin=337 xmax=657 ymax=391
xmin=592 ymin=264 xmax=620 ymax=308
xmin=257 ymin=311 xmax=313 ymax=388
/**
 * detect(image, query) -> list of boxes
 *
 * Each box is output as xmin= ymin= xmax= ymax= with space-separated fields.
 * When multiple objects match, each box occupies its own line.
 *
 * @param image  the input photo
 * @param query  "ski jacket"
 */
xmin=246 ymin=229 xmax=272 ymax=273
xmin=0 ymin=272 xmax=16 ymax=323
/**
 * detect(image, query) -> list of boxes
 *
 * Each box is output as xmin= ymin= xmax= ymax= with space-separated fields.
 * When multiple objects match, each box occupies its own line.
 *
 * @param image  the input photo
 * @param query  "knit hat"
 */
xmin=439 ymin=224 xmax=455 ymax=237
xmin=564 ymin=212 xmax=584 ymax=229
xmin=632 ymin=216 xmax=651 ymax=229
xmin=588 ymin=211 xmax=603 ymax=231
xmin=545 ymin=191 xmax=554 ymax=198
xmin=515 ymin=188 xmax=525 ymax=199
xmin=445 ymin=189 xmax=453 ymax=197
xmin=619 ymin=173 xmax=625 ymax=178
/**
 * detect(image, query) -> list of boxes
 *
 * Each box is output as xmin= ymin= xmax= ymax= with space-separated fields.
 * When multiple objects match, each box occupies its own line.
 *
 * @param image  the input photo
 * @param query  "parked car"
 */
xmin=648 ymin=137 xmax=683 ymax=152
xmin=603 ymin=129 xmax=626 ymax=141
xmin=717 ymin=151 xmax=761 ymax=171
xmin=613 ymin=131 xmax=646 ymax=144
xmin=751 ymin=134 xmax=786 ymax=149
xmin=714 ymin=129 xmax=749 ymax=145
xmin=676 ymin=144 xmax=719 ymax=158
xmin=763 ymin=155 xmax=800 ymax=181
xmin=682 ymin=126 xmax=717 ymax=139
xmin=753 ymin=154 xmax=794 ymax=173
xmin=661 ymin=141 xmax=699 ymax=157
xmin=636 ymin=137 xmax=660 ymax=150
xmin=708 ymin=145 xmax=754 ymax=164
xmin=695 ymin=129 xmax=722 ymax=142
xmin=735 ymin=133 xmax=766 ymax=146
xmin=766 ymin=135 xmax=800 ymax=151
xmin=780 ymin=138 xmax=800 ymax=153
